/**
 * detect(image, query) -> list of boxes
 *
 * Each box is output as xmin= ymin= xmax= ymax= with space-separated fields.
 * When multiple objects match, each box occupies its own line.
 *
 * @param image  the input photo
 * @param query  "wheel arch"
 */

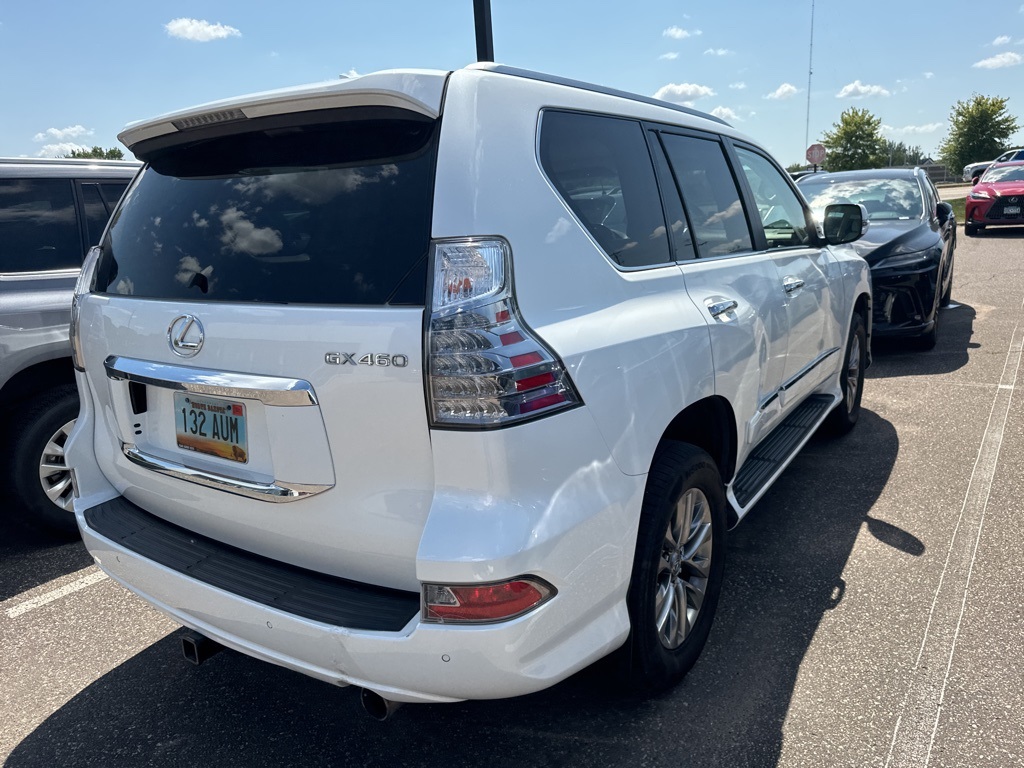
xmin=0 ymin=357 xmax=76 ymax=411
xmin=656 ymin=395 xmax=737 ymax=488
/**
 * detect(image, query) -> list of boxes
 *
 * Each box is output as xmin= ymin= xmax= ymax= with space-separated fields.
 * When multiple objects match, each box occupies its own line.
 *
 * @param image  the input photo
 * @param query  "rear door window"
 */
xmin=0 ymin=178 xmax=81 ymax=272
xmin=659 ymin=133 xmax=753 ymax=258
xmin=539 ymin=110 xmax=671 ymax=268
xmin=98 ymin=109 xmax=438 ymax=306
xmin=80 ymin=181 xmax=129 ymax=247
xmin=734 ymin=147 xmax=812 ymax=249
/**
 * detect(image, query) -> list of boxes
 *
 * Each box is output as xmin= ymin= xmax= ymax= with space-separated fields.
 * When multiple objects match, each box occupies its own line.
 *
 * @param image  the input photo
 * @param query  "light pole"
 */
xmin=474 ymin=0 xmax=494 ymax=62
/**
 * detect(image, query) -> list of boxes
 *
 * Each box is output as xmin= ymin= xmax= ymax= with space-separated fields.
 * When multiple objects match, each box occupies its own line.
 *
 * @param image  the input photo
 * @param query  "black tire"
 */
xmin=940 ymin=259 xmax=953 ymax=307
xmin=827 ymin=312 xmax=867 ymax=435
xmin=10 ymin=384 xmax=81 ymax=538
xmin=616 ymin=443 xmax=727 ymax=693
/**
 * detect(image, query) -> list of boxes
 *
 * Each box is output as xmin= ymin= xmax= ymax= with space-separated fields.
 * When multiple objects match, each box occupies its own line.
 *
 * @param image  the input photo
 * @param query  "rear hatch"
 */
xmin=76 ymin=76 xmax=446 ymax=590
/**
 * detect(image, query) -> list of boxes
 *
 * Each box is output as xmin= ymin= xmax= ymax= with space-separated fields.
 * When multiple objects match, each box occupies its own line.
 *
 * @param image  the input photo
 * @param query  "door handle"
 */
xmin=783 ymin=277 xmax=805 ymax=294
xmin=707 ymin=299 xmax=738 ymax=318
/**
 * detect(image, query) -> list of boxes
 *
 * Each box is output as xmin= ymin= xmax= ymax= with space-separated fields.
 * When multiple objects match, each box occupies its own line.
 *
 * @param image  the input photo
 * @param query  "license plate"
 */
xmin=174 ymin=392 xmax=248 ymax=463
xmin=1004 ymin=205 xmax=1021 ymax=216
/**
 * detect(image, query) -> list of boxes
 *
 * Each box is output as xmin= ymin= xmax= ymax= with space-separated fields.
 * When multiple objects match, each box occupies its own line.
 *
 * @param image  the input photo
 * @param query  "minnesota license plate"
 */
xmin=174 ymin=392 xmax=248 ymax=463
xmin=1004 ymin=205 xmax=1020 ymax=216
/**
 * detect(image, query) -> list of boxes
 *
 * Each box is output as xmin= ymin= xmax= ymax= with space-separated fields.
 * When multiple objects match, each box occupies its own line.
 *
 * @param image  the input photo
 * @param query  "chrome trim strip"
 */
xmin=758 ymin=346 xmax=841 ymax=411
xmin=104 ymin=356 xmax=317 ymax=407
xmin=121 ymin=444 xmax=331 ymax=502
xmin=0 ymin=268 xmax=81 ymax=281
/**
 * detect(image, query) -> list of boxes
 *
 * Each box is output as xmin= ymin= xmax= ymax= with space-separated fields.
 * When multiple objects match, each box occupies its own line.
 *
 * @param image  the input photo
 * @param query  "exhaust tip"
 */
xmin=181 ymin=630 xmax=223 ymax=666
xmin=360 ymin=688 xmax=403 ymax=721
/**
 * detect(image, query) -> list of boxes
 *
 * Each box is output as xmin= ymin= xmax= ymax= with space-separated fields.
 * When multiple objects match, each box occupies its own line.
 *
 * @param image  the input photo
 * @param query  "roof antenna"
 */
xmin=474 ymin=0 xmax=494 ymax=62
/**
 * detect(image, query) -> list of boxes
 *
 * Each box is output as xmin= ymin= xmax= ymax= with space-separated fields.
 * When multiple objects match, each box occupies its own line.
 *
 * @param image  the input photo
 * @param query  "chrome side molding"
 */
xmin=104 ymin=356 xmax=317 ymax=407
xmin=121 ymin=444 xmax=332 ymax=502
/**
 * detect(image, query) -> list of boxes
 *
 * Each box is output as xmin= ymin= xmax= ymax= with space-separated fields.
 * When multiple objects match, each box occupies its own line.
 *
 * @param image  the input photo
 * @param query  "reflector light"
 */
xmin=171 ymin=109 xmax=246 ymax=131
xmin=423 ymin=577 xmax=556 ymax=623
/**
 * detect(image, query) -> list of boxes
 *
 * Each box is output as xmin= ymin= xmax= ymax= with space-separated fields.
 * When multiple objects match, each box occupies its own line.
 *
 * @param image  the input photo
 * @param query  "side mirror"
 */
xmin=935 ymin=201 xmax=953 ymax=222
xmin=822 ymin=203 xmax=867 ymax=245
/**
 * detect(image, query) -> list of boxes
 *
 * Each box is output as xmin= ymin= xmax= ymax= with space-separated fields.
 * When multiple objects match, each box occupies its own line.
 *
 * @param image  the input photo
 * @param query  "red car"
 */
xmin=965 ymin=161 xmax=1024 ymax=236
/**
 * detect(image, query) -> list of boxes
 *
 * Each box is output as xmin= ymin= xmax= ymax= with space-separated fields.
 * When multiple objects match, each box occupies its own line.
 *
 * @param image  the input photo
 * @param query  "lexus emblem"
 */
xmin=168 ymin=314 xmax=205 ymax=357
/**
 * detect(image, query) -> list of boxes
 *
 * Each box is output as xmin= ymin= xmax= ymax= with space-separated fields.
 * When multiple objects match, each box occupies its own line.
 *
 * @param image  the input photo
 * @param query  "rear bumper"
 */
xmin=78 ymin=495 xmax=634 ymax=703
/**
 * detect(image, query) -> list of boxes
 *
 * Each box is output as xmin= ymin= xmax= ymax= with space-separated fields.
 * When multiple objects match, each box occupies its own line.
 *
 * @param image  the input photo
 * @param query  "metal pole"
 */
xmin=474 ymin=0 xmax=494 ymax=62
xmin=804 ymin=0 xmax=815 ymax=154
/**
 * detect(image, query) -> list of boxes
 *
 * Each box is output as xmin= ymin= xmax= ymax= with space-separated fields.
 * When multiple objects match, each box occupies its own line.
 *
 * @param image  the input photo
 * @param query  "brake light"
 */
xmin=427 ymin=238 xmax=581 ymax=427
xmin=70 ymin=246 xmax=102 ymax=372
xmin=423 ymin=577 xmax=556 ymax=623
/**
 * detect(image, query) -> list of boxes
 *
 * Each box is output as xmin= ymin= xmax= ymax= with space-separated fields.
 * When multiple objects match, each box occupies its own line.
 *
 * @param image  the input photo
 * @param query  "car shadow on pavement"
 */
xmin=868 ymin=301 xmax=977 ymax=377
xmin=7 ymin=411 xmax=902 ymax=768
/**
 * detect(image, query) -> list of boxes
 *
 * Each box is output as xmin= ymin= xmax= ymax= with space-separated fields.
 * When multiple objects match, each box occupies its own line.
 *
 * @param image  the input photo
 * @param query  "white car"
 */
xmin=963 ymin=148 xmax=1024 ymax=183
xmin=67 ymin=64 xmax=871 ymax=714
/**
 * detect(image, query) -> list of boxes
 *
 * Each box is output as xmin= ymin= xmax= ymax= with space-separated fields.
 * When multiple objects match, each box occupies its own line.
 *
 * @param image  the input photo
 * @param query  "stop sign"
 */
xmin=806 ymin=143 xmax=827 ymax=165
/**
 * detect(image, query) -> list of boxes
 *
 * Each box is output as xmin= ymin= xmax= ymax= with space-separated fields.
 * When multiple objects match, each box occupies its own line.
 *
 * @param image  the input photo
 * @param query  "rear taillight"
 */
xmin=422 ymin=577 xmax=556 ymax=623
xmin=427 ymin=238 xmax=581 ymax=427
xmin=70 ymin=246 xmax=102 ymax=372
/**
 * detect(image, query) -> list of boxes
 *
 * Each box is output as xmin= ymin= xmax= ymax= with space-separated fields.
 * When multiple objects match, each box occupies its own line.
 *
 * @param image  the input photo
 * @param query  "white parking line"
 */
xmin=4 ymin=569 xmax=108 ymax=619
xmin=885 ymin=305 xmax=1024 ymax=767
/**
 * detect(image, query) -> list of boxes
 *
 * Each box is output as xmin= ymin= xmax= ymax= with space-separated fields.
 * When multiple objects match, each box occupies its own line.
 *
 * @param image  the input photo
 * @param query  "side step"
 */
xmin=732 ymin=394 xmax=833 ymax=508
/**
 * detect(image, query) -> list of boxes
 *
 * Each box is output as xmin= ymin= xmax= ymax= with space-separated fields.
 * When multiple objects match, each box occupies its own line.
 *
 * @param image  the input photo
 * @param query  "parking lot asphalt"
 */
xmin=2 ymin=227 xmax=1023 ymax=768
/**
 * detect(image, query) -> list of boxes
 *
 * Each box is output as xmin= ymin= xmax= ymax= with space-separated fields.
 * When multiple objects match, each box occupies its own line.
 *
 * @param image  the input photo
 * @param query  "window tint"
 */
xmin=0 ymin=178 xmax=81 ymax=272
xmin=649 ymin=136 xmax=697 ymax=261
xmin=81 ymin=180 xmax=130 ymax=248
xmin=540 ymin=111 xmax=671 ymax=268
xmin=659 ymin=133 xmax=753 ymax=258
xmin=98 ymin=111 xmax=437 ymax=305
xmin=735 ymin=148 xmax=811 ymax=249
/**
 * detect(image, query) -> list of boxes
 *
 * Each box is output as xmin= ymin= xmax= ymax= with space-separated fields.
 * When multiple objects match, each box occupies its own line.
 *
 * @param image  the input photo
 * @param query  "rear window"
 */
xmin=97 ymin=108 xmax=438 ymax=305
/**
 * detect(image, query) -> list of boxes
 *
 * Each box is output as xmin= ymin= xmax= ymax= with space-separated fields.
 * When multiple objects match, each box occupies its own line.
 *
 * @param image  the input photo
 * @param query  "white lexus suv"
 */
xmin=67 ymin=64 xmax=871 ymax=712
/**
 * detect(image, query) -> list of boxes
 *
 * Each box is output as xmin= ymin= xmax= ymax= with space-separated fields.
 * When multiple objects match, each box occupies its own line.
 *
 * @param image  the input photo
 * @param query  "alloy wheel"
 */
xmin=38 ymin=418 xmax=76 ymax=511
xmin=655 ymin=487 xmax=713 ymax=649
xmin=844 ymin=332 xmax=861 ymax=413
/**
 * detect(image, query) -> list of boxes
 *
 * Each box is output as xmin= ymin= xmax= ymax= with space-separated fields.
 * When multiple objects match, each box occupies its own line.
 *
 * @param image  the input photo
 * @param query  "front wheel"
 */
xmin=826 ymin=312 xmax=866 ymax=435
xmin=616 ymin=443 xmax=727 ymax=693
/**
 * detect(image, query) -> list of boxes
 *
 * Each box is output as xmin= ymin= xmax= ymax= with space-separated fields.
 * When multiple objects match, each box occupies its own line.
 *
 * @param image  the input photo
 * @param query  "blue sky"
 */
xmin=2 ymin=1 xmax=1024 ymax=167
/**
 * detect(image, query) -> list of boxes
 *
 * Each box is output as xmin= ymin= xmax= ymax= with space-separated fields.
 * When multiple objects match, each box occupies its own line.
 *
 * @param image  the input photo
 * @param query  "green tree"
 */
xmin=938 ymin=95 xmax=1019 ymax=173
xmin=820 ymin=108 xmax=887 ymax=171
xmin=882 ymin=140 xmax=927 ymax=167
xmin=65 ymin=145 xmax=124 ymax=160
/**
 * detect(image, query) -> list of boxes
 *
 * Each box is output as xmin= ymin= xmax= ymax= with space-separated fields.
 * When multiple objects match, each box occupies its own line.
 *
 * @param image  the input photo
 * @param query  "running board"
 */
xmin=732 ymin=394 xmax=834 ymax=509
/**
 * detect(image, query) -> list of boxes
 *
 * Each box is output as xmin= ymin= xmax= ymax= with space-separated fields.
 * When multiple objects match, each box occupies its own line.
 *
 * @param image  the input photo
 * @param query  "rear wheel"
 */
xmin=827 ymin=312 xmax=867 ymax=435
xmin=10 ymin=385 xmax=80 ymax=538
xmin=617 ymin=443 xmax=727 ymax=692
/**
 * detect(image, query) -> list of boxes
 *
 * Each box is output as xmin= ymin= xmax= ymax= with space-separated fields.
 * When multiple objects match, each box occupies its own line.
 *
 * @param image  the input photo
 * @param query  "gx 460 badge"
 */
xmin=325 ymin=352 xmax=410 ymax=367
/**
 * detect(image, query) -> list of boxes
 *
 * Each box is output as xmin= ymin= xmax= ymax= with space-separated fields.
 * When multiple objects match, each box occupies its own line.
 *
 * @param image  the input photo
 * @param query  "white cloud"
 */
xmin=710 ymin=106 xmax=739 ymax=121
xmin=992 ymin=35 xmax=1012 ymax=45
xmin=32 ymin=125 xmax=92 ymax=143
xmin=659 ymin=52 xmax=679 ymax=60
xmin=654 ymin=82 xmax=716 ymax=103
xmin=34 ymin=142 xmax=89 ymax=158
xmin=729 ymin=81 xmax=747 ymax=90
xmin=836 ymin=80 xmax=891 ymax=98
xmin=973 ymin=52 xmax=1023 ymax=68
xmin=765 ymin=83 xmax=799 ymax=100
xmin=165 ymin=18 xmax=241 ymax=42
xmin=703 ymin=48 xmax=733 ymax=56
xmin=663 ymin=26 xmax=701 ymax=39
xmin=882 ymin=122 xmax=944 ymax=136
xmin=924 ymin=71 xmax=934 ymax=79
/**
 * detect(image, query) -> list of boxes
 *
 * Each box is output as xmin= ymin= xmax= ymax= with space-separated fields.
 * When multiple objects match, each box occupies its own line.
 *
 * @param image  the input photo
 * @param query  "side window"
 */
xmin=79 ymin=181 xmax=129 ymax=246
xmin=539 ymin=111 xmax=671 ymax=268
xmin=0 ymin=178 xmax=81 ymax=272
xmin=659 ymin=133 xmax=753 ymax=258
xmin=650 ymin=136 xmax=697 ymax=261
xmin=734 ymin=148 xmax=811 ymax=249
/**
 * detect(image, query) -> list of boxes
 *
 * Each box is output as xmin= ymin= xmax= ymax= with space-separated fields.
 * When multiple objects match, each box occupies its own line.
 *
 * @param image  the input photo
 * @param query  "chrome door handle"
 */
xmin=783 ymin=277 xmax=805 ymax=294
xmin=707 ymin=299 xmax=738 ymax=318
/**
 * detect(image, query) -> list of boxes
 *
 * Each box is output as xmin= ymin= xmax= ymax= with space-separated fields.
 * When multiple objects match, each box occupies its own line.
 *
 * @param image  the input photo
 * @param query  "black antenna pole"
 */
xmin=474 ymin=0 xmax=494 ymax=62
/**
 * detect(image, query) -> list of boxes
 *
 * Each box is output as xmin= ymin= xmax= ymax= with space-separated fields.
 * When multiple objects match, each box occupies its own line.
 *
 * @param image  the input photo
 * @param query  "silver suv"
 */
xmin=0 ymin=157 xmax=138 ymax=536
xmin=67 ymin=65 xmax=870 ymax=710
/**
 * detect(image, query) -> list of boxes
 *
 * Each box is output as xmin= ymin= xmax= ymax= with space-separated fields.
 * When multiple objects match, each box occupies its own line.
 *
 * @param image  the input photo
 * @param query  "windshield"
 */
xmin=97 ymin=108 xmax=438 ymax=306
xmin=798 ymin=177 xmax=924 ymax=222
xmin=980 ymin=165 xmax=1024 ymax=184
